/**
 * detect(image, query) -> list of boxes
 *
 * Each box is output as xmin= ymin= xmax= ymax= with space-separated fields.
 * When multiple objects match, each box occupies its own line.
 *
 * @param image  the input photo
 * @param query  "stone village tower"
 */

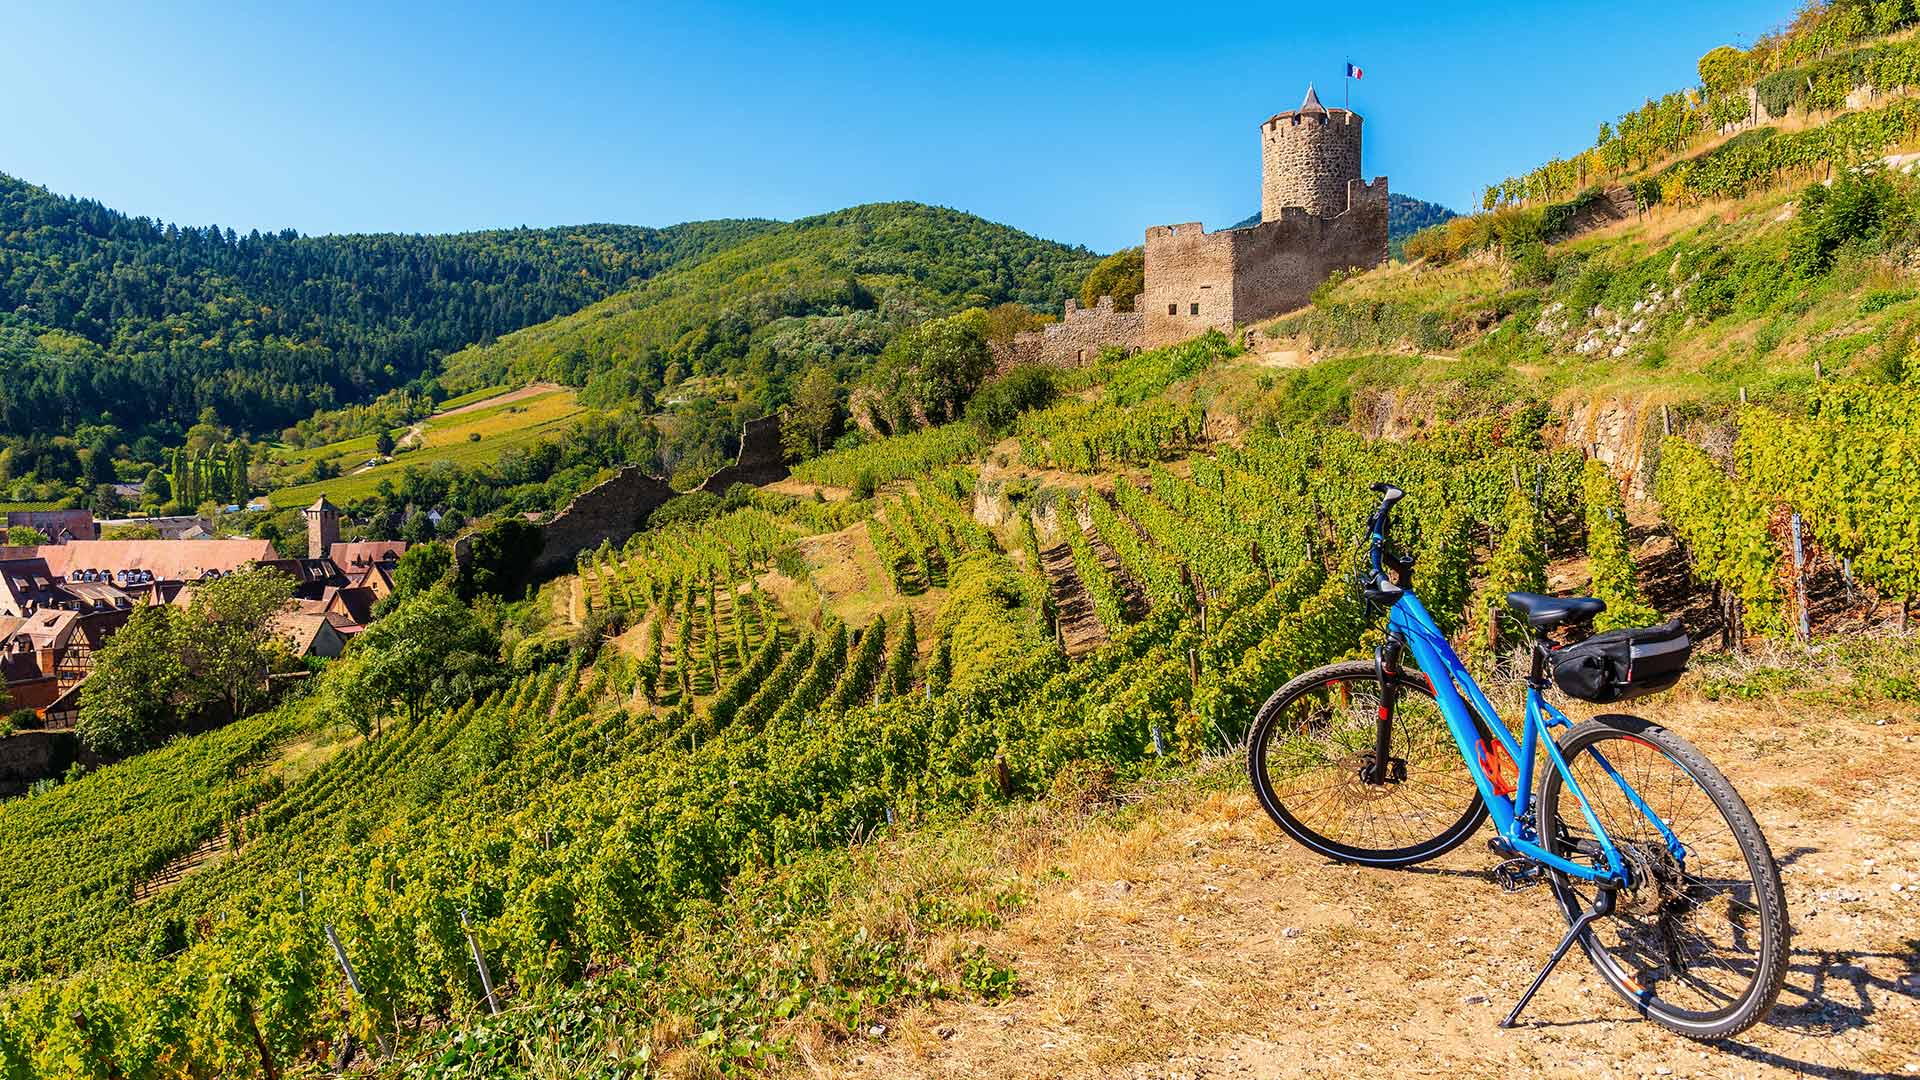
xmin=996 ymin=85 xmax=1389 ymax=366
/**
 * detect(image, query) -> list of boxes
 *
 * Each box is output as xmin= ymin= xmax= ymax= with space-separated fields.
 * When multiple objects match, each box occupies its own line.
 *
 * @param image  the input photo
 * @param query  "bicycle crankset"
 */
xmin=1492 ymin=858 xmax=1545 ymax=892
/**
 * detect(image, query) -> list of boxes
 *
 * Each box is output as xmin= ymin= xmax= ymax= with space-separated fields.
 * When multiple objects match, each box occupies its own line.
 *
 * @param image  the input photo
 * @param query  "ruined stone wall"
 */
xmin=522 ymin=465 xmax=678 ymax=580
xmin=514 ymin=413 xmax=790 ymax=583
xmin=1141 ymin=222 xmax=1239 ymax=348
xmin=993 ymin=295 xmax=1145 ymax=372
xmin=1230 ymin=177 xmax=1389 ymax=326
xmin=0 ymin=731 xmax=110 ymax=798
xmin=1262 ymin=109 xmax=1363 ymax=220
xmin=695 ymin=413 xmax=788 ymax=491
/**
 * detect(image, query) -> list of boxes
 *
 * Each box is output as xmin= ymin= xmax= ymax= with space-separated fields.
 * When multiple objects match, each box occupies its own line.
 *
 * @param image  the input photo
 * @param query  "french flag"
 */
xmin=1346 ymin=62 xmax=1364 ymax=80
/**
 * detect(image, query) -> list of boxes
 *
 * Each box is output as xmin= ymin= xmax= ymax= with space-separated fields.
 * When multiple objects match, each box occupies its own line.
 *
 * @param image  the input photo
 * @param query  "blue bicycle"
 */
xmin=1247 ymin=483 xmax=1789 ymax=1037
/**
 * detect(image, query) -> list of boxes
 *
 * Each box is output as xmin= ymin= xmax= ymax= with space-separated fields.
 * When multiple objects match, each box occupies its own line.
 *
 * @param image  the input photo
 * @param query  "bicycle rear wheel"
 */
xmin=1247 ymin=660 xmax=1489 ymax=868
xmin=1537 ymin=715 xmax=1789 ymax=1039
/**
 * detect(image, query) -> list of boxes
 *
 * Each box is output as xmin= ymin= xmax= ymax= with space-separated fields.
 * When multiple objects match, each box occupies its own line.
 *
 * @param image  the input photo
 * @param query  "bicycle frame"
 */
xmin=1384 ymin=591 xmax=1640 ymax=886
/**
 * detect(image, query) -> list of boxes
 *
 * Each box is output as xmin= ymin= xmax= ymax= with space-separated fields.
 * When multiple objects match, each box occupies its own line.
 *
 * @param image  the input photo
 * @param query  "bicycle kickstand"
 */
xmin=1499 ymin=886 xmax=1617 ymax=1029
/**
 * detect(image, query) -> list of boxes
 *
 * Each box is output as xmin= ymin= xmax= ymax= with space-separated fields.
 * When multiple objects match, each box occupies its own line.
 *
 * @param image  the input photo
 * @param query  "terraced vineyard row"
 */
xmin=0 ymin=414 xmax=1638 ymax=1077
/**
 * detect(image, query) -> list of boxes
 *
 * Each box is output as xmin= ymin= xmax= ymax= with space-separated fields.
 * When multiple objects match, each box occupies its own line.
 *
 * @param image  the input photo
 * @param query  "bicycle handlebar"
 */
xmin=1367 ymin=482 xmax=1404 ymax=577
xmin=1364 ymin=483 xmax=1414 ymax=598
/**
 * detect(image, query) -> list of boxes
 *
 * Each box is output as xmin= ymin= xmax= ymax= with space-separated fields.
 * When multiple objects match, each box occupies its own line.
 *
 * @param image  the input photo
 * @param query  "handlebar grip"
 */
xmin=1368 ymin=482 xmax=1405 ymax=579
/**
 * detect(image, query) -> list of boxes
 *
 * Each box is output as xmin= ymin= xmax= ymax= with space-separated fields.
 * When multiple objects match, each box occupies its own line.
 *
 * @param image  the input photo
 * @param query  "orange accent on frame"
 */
xmin=1478 ymin=739 xmax=1518 ymax=797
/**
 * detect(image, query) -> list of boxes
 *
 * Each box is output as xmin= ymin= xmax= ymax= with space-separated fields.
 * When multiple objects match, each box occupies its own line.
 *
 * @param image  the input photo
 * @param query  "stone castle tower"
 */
xmin=305 ymin=496 xmax=341 ymax=560
xmin=992 ymin=85 xmax=1388 ymax=367
xmin=1261 ymin=84 xmax=1364 ymax=220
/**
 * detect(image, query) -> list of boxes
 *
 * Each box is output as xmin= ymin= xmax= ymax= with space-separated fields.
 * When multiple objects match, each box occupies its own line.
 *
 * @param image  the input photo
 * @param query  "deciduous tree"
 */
xmin=781 ymin=365 xmax=840 ymax=459
xmin=77 ymin=605 xmax=188 ymax=755
xmin=181 ymin=567 xmax=297 ymax=718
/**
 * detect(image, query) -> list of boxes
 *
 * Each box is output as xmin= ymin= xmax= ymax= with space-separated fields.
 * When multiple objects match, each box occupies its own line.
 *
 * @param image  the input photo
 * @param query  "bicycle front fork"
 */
xmin=1367 ymin=634 xmax=1406 ymax=785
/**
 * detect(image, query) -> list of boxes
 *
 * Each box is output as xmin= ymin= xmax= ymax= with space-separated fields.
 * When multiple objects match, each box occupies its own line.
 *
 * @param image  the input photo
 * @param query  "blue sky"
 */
xmin=2 ymin=1 xmax=1796 ymax=252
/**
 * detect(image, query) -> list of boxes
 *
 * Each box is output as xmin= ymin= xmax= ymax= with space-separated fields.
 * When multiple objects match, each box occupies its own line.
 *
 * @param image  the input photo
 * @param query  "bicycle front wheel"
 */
xmin=1537 ymin=715 xmax=1789 ymax=1039
xmin=1247 ymin=660 xmax=1489 ymax=868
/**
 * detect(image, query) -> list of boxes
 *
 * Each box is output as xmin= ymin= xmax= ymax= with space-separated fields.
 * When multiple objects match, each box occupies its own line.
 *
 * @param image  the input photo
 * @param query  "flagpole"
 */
xmin=1344 ymin=58 xmax=1350 ymax=110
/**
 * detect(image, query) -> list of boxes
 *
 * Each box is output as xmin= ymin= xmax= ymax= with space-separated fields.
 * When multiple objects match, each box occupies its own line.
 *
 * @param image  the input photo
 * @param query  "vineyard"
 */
xmin=1477 ymin=1 xmax=1920 ymax=209
xmin=1655 ymin=381 xmax=1920 ymax=640
xmin=4 ymin=338 xmax=1919 ymax=1073
xmin=0 ymin=399 xmax=1646 ymax=1075
xmin=788 ymin=424 xmax=982 ymax=489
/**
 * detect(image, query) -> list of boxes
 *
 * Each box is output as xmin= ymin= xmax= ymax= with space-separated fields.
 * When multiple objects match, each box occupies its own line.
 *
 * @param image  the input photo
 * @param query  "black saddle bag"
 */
xmin=1551 ymin=619 xmax=1691 ymax=704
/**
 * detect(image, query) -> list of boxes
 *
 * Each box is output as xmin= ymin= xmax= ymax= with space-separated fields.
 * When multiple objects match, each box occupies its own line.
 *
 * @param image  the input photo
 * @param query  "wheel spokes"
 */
xmin=1260 ymin=676 xmax=1479 ymax=855
xmin=1552 ymin=735 xmax=1770 ymax=1019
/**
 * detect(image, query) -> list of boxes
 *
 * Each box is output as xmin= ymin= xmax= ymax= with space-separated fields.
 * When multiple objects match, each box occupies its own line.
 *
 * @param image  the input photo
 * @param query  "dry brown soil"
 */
xmin=791 ymin=694 xmax=1920 ymax=1080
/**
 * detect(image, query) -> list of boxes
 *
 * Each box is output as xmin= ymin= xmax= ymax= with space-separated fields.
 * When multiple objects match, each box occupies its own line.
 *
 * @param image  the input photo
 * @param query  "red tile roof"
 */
xmin=327 ymin=541 xmax=406 ymax=575
xmin=34 ymin=539 xmax=277 ymax=582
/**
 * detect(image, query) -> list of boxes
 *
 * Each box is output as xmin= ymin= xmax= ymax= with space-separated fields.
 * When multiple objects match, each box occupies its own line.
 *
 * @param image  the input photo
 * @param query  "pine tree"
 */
xmin=226 ymin=443 xmax=250 ymax=504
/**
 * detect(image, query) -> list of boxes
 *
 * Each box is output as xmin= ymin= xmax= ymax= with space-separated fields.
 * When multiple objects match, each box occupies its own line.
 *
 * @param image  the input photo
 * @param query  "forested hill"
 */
xmin=0 ymin=171 xmax=776 ymax=440
xmin=438 ymin=201 xmax=1101 ymax=402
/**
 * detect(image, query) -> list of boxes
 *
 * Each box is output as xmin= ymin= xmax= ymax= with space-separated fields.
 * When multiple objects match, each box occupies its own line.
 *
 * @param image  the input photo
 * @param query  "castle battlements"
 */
xmin=994 ymin=292 xmax=1145 ymax=372
xmin=999 ymin=84 xmax=1388 ymax=366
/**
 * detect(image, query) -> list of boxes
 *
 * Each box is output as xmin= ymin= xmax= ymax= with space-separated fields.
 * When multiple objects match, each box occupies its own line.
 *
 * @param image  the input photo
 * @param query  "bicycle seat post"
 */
xmin=1526 ymin=640 xmax=1552 ymax=691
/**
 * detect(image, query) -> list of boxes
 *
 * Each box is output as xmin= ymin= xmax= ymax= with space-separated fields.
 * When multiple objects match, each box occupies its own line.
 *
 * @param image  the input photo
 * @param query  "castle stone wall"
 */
xmin=503 ymin=414 xmax=790 ymax=584
xmin=1262 ymin=109 xmax=1364 ymax=220
xmin=992 ymin=295 xmax=1145 ymax=372
xmin=1140 ymin=222 xmax=1239 ymax=348
xmin=1231 ymin=177 xmax=1390 ymax=327
xmin=1138 ymin=178 xmax=1388 ymax=349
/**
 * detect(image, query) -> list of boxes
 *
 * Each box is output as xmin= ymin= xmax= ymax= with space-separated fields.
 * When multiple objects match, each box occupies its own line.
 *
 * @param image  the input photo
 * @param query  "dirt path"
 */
xmin=435 ymin=382 xmax=562 ymax=419
xmin=793 ymin=694 xmax=1920 ymax=1080
xmin=1038 ymin=536 xmax=1108 ymax=658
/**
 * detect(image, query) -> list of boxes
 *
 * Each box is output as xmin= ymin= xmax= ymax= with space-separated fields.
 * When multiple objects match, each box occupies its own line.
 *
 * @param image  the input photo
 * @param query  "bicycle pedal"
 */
xmin=1492 ymin=859 xmax=1545 ymax=892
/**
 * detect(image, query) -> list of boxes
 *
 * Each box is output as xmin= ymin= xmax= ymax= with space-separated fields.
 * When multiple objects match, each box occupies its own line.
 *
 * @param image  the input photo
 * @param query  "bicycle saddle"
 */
xmin=1505 ymin=592 xmax=1606 ymax=629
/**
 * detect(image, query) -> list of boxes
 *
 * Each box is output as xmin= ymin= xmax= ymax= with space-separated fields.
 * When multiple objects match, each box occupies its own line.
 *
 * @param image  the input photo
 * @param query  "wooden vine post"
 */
xmin=324 ymin=923 xmax=392 ymax=1059
xmin=460 ymin=909 xmax=502 ymax=1016
xmin=1789 ymin=512 xmax=1811 ymax=643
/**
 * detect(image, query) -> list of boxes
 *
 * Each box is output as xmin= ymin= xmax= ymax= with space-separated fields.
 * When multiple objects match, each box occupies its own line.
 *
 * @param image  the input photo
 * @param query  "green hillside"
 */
xmin=1 ymin=310 xmax=1909 ymax=1072
xmin=5 ymin=3 xmax=1920 ymax=1076
xmin=438 ymin=201 xmax=1100 ymax=404
xmin=0 ymin=171 xmax=773 ymax=439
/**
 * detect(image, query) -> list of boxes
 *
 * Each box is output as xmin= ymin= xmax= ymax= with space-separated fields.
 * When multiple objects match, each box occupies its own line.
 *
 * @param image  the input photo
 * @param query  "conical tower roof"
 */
xmin=306 ymin=495 xmax=339 ymax=515
xmin=1298 ymin=83 xmax=1327 ymax=114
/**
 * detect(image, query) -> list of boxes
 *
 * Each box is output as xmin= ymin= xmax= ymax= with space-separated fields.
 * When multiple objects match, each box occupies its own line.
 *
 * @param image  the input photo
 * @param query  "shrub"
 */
xmin=966 ymin=365 xmax=1058 ymax=435
xmin=1787 ymin=169 xmax=1900 ymax=275
xmin=646 ymin=491 xmax=724 ymax=530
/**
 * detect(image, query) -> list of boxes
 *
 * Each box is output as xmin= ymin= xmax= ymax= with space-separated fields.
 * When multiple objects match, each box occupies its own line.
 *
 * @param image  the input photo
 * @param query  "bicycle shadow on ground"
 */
xmin=1754 ymin=938 xmax=1919 ymax=1034
xmin=1515 ymin=939 xmax=1918 ymax=1079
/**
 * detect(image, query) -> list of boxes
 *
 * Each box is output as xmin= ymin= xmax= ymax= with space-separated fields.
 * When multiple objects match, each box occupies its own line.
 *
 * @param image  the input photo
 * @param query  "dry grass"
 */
xmin=269 ymin=386 xmax=584 ymax=507
xmin=769 ymin=519 xmax=945 ymax=638
xmin=787 ymin=683 xmax=1920 ymax=1080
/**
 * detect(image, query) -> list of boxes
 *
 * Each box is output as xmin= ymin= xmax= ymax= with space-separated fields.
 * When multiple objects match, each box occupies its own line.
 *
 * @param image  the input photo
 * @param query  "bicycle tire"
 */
xmin=1247 ymin=660 xmax=1491 ymax=868
xmin=1537 ymin=715 xmax=1789 ymax=1039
